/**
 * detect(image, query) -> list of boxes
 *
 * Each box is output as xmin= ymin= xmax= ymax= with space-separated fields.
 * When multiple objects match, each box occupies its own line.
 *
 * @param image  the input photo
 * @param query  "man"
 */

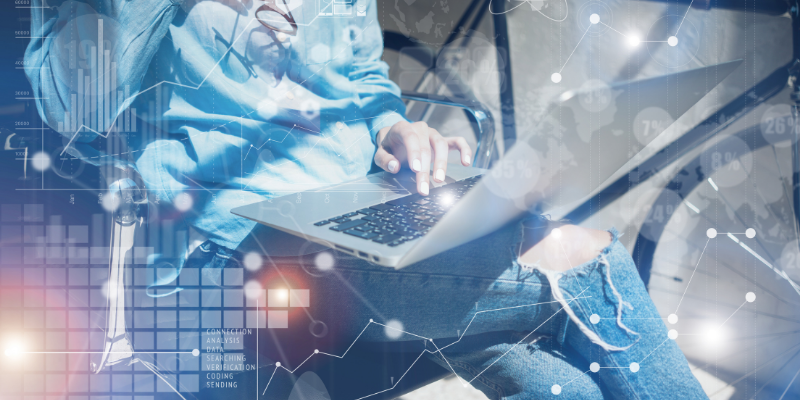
xmin=26 ymin=0 xmax=707 ymax=398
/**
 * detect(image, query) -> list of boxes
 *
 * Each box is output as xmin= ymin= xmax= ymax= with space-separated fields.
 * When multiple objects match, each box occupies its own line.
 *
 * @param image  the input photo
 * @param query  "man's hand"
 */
xmin=374 ymin=121 xmax=472 ymax=196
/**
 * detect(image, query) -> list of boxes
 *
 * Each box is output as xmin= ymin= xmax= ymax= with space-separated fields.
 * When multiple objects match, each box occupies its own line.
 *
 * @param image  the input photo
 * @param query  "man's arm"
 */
xmin=24 ymin=0 xmax=181 ymax=142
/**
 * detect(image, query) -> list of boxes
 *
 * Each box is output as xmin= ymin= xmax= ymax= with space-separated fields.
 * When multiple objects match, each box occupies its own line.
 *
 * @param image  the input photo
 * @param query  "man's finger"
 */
xmin=430 ymin=131 xmax=449 ymax=182
xmin=447 ymin=137 xmax=472 ymax=166
xmin=374 ymin=147 xmax=400 ymax=173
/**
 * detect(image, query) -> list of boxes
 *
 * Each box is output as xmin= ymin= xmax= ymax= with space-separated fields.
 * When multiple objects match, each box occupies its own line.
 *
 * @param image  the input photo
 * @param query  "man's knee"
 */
xmin=519 ymin=225 xmax=612 ymax=272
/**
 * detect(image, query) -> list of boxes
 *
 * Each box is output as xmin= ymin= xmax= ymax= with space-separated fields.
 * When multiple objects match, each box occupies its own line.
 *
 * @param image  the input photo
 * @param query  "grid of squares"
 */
xmin=0 ymin=204 xmax=269 ymax=398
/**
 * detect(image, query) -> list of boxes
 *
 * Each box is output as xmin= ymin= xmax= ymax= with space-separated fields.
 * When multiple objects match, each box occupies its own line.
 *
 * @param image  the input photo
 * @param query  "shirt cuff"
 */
xmin=370 ymin=111 xmax=409 ymax=144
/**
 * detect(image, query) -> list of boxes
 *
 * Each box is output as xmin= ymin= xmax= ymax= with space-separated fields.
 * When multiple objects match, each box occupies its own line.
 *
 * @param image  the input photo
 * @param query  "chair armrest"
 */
xmin=401 ymin=91 xmax=495 ymax=169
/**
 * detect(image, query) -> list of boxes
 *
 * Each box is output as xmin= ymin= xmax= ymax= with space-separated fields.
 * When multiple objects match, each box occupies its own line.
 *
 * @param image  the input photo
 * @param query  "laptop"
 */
xmin=232 ymin=60 xmax=742 ymax=268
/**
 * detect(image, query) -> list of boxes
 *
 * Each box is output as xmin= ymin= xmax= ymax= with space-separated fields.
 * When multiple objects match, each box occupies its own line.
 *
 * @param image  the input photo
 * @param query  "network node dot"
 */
xmin=746 ymin=292 xmax=756 ymax=303
xmin=706 ymin=228 xmax=717 ymax=238
xmin=668 ymin=36 xmax=678 ymax=47
xmin=746 ymin=228 xmax=756 ymax=238
xmin=551 ymin=384 xmax=562 ymax=395
xmin=590 ymin=362 xmax=600 ymax=373
xmin=275 ymin=362 xmax=281 ymax=367
xmin=551 ymin=72 xmax=562 ymax=83
xmin=551 ymin=228 xmax=562 ymax=239
xmin=627 ymin=35 xmax=641 ymax=47
xmin=668 ymin=329 xmax=678 ymax=340
xmin=192 ymin=349 xmax=200 ymax=357
xmin=630 ymin=362 xmax=640 ymax=373
xmin=369 ymin=319 xmax=374 ymax=322
xmin=314 ymin=349 xmax=319 ymax=354
xmin=667 ymin=314 xmax=678 ymax=325
xmin=590 ymin=13 xmax=600 ymax=24
xmin=589 ymin=314 xmax=600 ymax=324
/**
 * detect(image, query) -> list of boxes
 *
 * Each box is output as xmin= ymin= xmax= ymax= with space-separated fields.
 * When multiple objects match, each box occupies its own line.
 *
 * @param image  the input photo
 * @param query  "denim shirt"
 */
xmin=25 ymin=0 xmax=408 ymax=251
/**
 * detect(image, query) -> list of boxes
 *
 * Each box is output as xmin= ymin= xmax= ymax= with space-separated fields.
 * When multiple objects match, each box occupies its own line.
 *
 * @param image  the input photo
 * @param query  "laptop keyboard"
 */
xmin=314 ymin=175 xmax=482 ymax=247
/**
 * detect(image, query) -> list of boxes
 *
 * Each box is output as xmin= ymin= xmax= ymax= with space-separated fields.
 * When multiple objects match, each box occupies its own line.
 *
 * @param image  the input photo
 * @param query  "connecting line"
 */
xmin=260 ymin=294 xmax=590 ymax=396
xmin=353 ymin=349 xmax=429 ymax=400
xmin=243 ymin=126 xmax=299 ymax=160
xmin=562 ymin=369 xmax=591 ymax=387
xmin=675 ymin=0 xmax=695 ymax=35
xmin=674 ymin=237 xmax=710 ymax=314
xmin=719 ymin=300 xmax=748 ymax=328
xmin=639 ymin=337 xmax=669 ymax=364
xmin=487 ymin=0 xmax=569 ymax=22
xmin=559 ymin=25 xmax=591 ymax=73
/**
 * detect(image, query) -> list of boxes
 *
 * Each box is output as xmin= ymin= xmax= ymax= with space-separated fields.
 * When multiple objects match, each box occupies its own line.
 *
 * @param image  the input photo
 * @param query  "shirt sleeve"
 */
xmin=348 ymin=0 xmax=410 ymax=145
xmin=24 ymin=0 xmax=180 ymax=142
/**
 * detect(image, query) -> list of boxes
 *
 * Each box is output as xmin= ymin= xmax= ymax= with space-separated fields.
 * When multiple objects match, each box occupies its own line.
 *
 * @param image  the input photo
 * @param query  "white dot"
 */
xmin=630 ymin=362 xmax=640 ymax=373
xmin=746 ymin=228 xmax=756 ymax=238
xmin=551 ymin=72 xmax=562 ymax=83
xmin=551 ymin=228 xmax=562 ymax=239
xmin=336 ymin=121 xmax=345 ymax=129
xmin=276 ymin=32 xmax=287 ymax=42
xmin=551 ymin=384 xmax=562 ymax=395
xmin=370 ymin=319 xmax=374 ymax=322
xmin=706 ymin=228 xmax=717 ymax=238
xmin=668 ymin=314 xmax=678 ymax=325
xmin=174 ymin=192 xmax=193 ymax=212
xmin=589 ymin=13 xmax=600 ymax=24
xmin=589 ymin=314 xmax=600 ymax=324
xmin=668 ymin=329 xmax=678 ymax=340
xmin=590 ymin=362 xmax=600 ymax=373
xmin=285 ymin=91 xmax=294 ymax=100
xmin=314 ymin=349 xmax=319 ymax=354
xmin=276 ymin=362 xmax=281 ymax=367
xmin=746 ymin=292 xmax=756 ymax=302
xmin=384 ymin=320 xmax=404 ymax=340
xmin=244 ymin=280 xmax=263 ymax=299
xmin=192 ymin=349 xmax=200 ymax=357
xmin=101 ymin=194 xmax=121 ymax=212
xmin=626 ymin=35 xmax=641 ymax=47
xmin=668 ymin=36 xmax=678 ymax=46
xmin=31 ymin=151 xmax=51 ymax=171
xmin=243 ymin=252 xmax=263 ymax=272
xmin=314 ymin=252 xmax=335 ymax=271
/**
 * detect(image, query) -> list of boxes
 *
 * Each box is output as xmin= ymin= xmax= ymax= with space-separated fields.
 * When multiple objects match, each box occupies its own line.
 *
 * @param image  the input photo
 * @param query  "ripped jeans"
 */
xmin=193 ymin=220 xmax=707 ymax=399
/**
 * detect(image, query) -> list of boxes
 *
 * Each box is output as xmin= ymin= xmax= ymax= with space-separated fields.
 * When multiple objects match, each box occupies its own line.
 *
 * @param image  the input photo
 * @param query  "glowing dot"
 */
xmin=192 ymin=349 xmax=200 ymax=357
xmin=31 ymin=151 xmax=51 ymax=171
xmin=336 ymin=121 xmax=345 ymax=129
xmin=101 ymin=194 xmax=121 ymax=212
xmin=551 ymin=72 xmax=562 ymax=83
xmin=384 ymin=319 xmax=404 ymax=340
xmin=746 ymin=292 xmax=756 ymax=302
xmin=276 ymin=362 xmax=281 ymax=367
xmin=314 ymin=252 xmax=335 ymax=271
xmin=745 ymin=228 xmax=756 ymax=238
xmin=668 ymin=329 xmax=678 ymax=340
xmin=626 ymin=35 xmax=641 ymax=47
xmin=551 ymin=228 xmax=562 ymax=239
xmin=276 ymin=32 xmax=287 ymax=42
xmin=589 ymin=14 xmax=600 ymax=24
xmin=243 ymin=280 xmax=263 ymax=300
xmin=630 ymin=362 xmax=640 ymax=373
xmin=668 ymin=36 xmax=678 ymax=46
xmin=285 ymin=91 xmax=294 ymax=100
xmin=370 ymin=319 xmax=374 ymax=322
xmin=668 ymin=314 xmax=678 ymax=324
xmin=314 ymin=349 xmax=319 ymax=354
xmin=589 ymin=314 xmax=600 ymax=324
xmin=243 ymin=252 xmax=263 ymax=272
xmin=551 ymin=384 xmax=562 ymax=395
xmin=174 ymin=192 xmax=193 ymax=212
xmin=706 ymin=228 xmax=717 ymax=238
xmin=590 ymin=362 xmax=600 ymax=373
xmin=439 ymin=193 xmax=455 ymax=207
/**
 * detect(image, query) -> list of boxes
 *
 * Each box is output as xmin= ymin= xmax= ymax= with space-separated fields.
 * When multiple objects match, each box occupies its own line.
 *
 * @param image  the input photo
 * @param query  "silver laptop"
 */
xmin=232 ymin=60 xmax=742 ymax=268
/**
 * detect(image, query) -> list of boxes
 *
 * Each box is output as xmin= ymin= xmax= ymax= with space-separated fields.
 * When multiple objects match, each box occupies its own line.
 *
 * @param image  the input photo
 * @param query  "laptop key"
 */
xmin=370 ymin=204 xmax=394 ymax=212
xmin=344 ymin=212 xmax=359 ymax=218
xmin=373 ymin=234 xmax=402 ymax=244
xmin=314 ymin=220 xmax=330 ymax=226
xmin=361 ymin=215 xmax=379 ymax=222
xmin=358 ymin=208 xmax=377 ymax=215
xmin=330 ymin=219 xmax=368 ymax=232
xmin=344 ymin=229 xmax=378 ymax=239
xmin=331 ymin=216 xmax=350 ymax=223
